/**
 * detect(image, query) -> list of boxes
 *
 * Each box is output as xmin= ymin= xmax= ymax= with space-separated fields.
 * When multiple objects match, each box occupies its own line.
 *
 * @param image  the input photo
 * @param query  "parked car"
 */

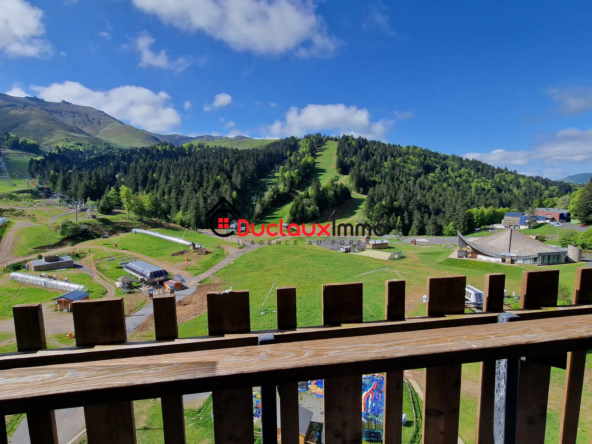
xmin=581 ymin=224 xmax=588 ymax=228
xmin=551 ymin=222 xmax=563 ymax=227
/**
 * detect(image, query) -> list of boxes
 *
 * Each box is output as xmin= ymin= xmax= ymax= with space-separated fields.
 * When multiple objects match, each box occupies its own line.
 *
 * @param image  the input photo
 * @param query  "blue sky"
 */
xmin=1 ymin=0 xmax=592 ymax=179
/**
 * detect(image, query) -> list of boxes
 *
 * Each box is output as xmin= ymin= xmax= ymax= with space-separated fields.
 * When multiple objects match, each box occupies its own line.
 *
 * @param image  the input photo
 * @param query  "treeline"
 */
xmin=336 ymin=136 xmax=576 ymax=235
xmin=289 ymin=178 xmax=350 ymax=223
xmin=1 ymin=133 xmax=43 ymax=154
xmin=29 ymin=139 xmax=299 ymax=229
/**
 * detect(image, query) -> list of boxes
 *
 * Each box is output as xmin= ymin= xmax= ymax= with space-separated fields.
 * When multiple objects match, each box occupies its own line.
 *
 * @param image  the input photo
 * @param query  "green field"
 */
xmin=315 ymin=141 xmax=340 ymax=185
xmin=0 ymin=281 xmax=62 ymax=320
xmin=12 ymin=224 xmax=64 ymax=257
xmin=185 ymin=139 xmax=278 ymax=150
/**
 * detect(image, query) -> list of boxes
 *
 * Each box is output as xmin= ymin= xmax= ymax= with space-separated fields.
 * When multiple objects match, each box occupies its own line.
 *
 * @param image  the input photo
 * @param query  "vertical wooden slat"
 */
xmin=423 ymin=276 xmax=465 ymax=444
xmin=385 ymin=280 xmax=405 ymax=321
xmin=73 ymin=299 xmax=136 ymax=444
xmin=520 ymin=269 xmax=559 ymax=309
xmin=322 ymin=282 xmax=363 ymax=325
xmin=153 ymin=296 xmax=185 ymax=444
xmin=558 ymin=350 xmax=586 ymax=444
xmin=477 ymin=273 xmax=506 ymax=444
xmin=483 ymin=273 xmax=505 ymax=312
xmin=514 ymin=271 xmax=556 ymax=444
xmin=323 ymin=283 xmax=363 ymax=444
xmin=13 ymin=304 xmax=58 ymax=444
xmin=276 ymin=287 xmax=299 ymax=444
xmin=573 ymin=268 xmax=592 ymax=304
xmin=0 ymin=417 xmax=7 ymax=444
xmin=278 ymin=383 xmax=299 ymax=444
xmin=277 ymin=287 xmax=297 ymax=329
xmin=384 ymin=281 xmax=404 ymax=444
xmin=206 ymin=291 xmax=250 ymax=335
xmin=208 ymin=291 xmax=254 ymax=443
xmin=515 ymin=360 xmax=551 ymax=443
xmin=384 ymin=371 xmax=404 ymax=444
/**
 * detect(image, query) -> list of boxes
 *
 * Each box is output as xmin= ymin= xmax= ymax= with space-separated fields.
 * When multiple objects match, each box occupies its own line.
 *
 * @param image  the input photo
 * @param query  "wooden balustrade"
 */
xmin=0 ymin=269 xmax=590 ymax=444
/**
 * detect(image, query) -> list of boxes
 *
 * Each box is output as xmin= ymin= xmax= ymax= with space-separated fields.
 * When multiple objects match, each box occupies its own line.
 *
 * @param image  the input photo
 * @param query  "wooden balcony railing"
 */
xmin=0 ymin=268 xmax=590 ymax=444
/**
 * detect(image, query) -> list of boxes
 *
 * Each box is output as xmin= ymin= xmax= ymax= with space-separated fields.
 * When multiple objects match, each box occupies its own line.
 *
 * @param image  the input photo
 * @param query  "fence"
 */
xmin=0 ymin=268 xmax=591 ymax=444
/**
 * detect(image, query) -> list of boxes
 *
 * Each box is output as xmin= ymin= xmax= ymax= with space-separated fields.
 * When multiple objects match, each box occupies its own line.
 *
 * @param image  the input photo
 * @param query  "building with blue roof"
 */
xmin=502 ymin=212 xmax=546 ymax=229
xmin=52 ymin=290 xmax=89 ymax=311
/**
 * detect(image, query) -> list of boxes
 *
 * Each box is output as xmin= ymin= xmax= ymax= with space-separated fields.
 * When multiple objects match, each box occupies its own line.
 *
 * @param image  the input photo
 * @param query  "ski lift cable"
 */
xmin=259 ymin=282 xmax=276 ymax=313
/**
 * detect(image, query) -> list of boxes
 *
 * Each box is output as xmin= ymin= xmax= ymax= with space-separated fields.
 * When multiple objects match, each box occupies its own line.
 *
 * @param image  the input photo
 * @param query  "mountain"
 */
xmin=0 ymin=93 xmax=250 ymax=150
xmin=560 ymin=173 xmax=592 ymax=184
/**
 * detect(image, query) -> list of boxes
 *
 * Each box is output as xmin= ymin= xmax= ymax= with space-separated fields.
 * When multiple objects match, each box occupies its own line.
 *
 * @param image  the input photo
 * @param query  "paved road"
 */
xmin=559 ymin=222 xmax=589 ymax=232
xmin=401 ymin=236 xmax=458 ymax=245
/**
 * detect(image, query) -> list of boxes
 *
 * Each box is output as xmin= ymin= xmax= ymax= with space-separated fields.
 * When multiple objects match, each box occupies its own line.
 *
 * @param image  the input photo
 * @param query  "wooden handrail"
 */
xmin=0 ymin=314 xmax=591 ymax=415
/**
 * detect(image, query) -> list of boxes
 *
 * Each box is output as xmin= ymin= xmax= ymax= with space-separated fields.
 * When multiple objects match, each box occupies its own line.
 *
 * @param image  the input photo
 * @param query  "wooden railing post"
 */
xmin=514 ymin=270 xmax=558 ymax=444
xmin=13 ymin=304 xmax=58 ymax=444
xmin=476 ymin=273 xmax=505 ymax=444
xmin=207 ymin=291 xmax=254 ymax=444
xmin=423 ymin=276 xmax=466 ymax=444
xmin=573 ymin=268 xmax=592 ymax=305
xmin=276 ymin=287 xmax=299 ymax=444
xmin=72 ymin=299 xmax=136 ymax=444
xmin=322 ymin=283 xmax=363 ymax=444
xmin=384 ymin=280 xmax=405 ymax=444
xmin=153 ymin=296 xmax=185 ymax=444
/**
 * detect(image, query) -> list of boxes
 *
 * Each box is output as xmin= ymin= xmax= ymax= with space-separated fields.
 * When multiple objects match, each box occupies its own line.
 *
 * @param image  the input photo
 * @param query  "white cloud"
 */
xmin=31 ymin=81 xmax=181 ymax=132
xmin=131 ymin=0 xmax=338 ymax=57
xmin=0 ymin=0 xmax=52 ymax=57
xmin=394 ymin=110 xmax=413 ymax=120
xmin=131 ymin=31 xmax=191 ymax=72
xmin=204 ymin=93 xmax=232 ymax=111
xmin=183 ymin=101 xmax=191 ymax=110
xmin=549 ymin=87 xmax=592 ymax=115
xmin=99 ymin=31 xmax=111 ymax=39
xmin=224 ymin=120 xmax=235 ymax=128
xmin=5 ymin=83 xmax=27 ymax=97
xmin=269 ymin=101 xmax=277 ymax=107
xmin=265 ymin=104 xmax=393 ymax=140
xmin=465 ymin=127 xmax=592 ymax=174
xmin=227 ymin=129 xmax=245 ymax=137
xmin=362 ymin=2 xmax=395 ymax=36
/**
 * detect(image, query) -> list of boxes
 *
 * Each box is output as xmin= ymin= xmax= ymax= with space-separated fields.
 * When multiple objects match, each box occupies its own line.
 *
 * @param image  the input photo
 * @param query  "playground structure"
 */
xmin=10 ymin=272 xmax=88 ymax=292
xmin=131 ymin=229 xmax=203 ymax=250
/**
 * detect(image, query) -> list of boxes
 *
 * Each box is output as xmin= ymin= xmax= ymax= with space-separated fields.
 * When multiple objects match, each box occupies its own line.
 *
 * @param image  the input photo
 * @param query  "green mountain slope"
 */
xmin=184 ymin=138 xmax=278 ymax=149
xmin=0 ymin=94 xmax=253 ymax=150
xmin=561 ymin=173 xmax=592 ymax=184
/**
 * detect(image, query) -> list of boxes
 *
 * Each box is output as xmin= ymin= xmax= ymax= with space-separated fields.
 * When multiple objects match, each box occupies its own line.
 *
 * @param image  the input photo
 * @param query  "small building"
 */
xmin=0 ymin=217 xmax=7 ymax=227
xmin=465 ymin=285 xmax=484 ymax=308
xmin=367 ymin=239 xmax=389 ymax=249
xmin=27 ymin=255 xmax=75 ymax=272
xmin=502 ymin=212 xmax=545 ymax=229
xmin=535 ymin=208 xmax=570 ymax=222
xmin=122 ymin=261 xmax=169 ymax=284
xmin=164 ymin=280 xmax=183 ymax=292
xmin=52 ymin=290 xmax=89 ymax=311
xmin=116 ymin=276 xmax=134 ymax=289
xmin=458 ymin=229 xmax=569 ymax=265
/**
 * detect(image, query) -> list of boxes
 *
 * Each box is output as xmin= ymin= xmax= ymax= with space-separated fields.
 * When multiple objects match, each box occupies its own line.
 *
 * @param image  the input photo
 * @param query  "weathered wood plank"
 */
xmin=153 ymin=296 xmax=185 ymax=443
xmin=72 ymin=299 xmax=127 ymax=346
xmin=84 ymin=402 xmax=136 ymax=444
xmin=427 ymin=276 xmax=466 ymax=316
xmin=279 ymin=382 xmax=299 ymax=444
xmin=73 ymin=298 xmax=136 ymax=443
xmin=13 ymin=304 xmax=47 ymax=352
xmin=208 ymin=290 xmax=253 ymax=443
xmin=573 ymin=268 xmax=592 ymax=305
xmin=13 ymin=304 xmax=58 ymax=444
xmin=484 ymin=273 xmax=505 ymax=313
xmin=515 ymin=360 xmax=551 ymax=443
xmin=277 ymin=287 xmax=297 ymax=330
xmin=322 ymin=282 xmax=363 ymax=325
xmin=475 ymin=361 xmax=496 ymax=444
xmin=2 ymin=306 xmax=592 ymax=372
xmin=385 ymin=280 xmax=405 ymax=321
xmin=520 ymin=269 xmax=560 ymax=309
xmin=207 ymin=291 xmax=250 ymax=335
xmin=558 ymin=350 xmax=586 ymax=444
xmin=0 ymin=315 xmax=591 ymax=414
xmin=212 ymin=388 xmax=254 ymax=444
xmin=0 ymin=417 xmax=6 ymax=444
xmin=153 ymin=296 xmax=178 ymax=341
xmin=422 ymin=365 xmax=462 ymax=444
xmin=384 ymin=371 xmax=403 ymax=444
xmin=324 ymin=375 xmax=362 ymax=444
xmin=323 ymin=283 xmax=363 ymax=443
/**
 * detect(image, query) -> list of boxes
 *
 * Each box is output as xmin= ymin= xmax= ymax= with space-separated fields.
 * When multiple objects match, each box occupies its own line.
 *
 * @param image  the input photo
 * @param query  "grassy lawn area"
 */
xmin=12 ymin=224 xmax=64 ymax=256
xmin=258 ymin=199 xmax=293 ymax=225
xmin=0 ymin=280 xmax=62 ymax=320
xmin=315 ymin=141 xmax=339 ymax=185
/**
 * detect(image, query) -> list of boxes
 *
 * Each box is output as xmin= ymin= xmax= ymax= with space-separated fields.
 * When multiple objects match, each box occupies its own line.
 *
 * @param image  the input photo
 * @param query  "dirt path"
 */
xmin=49 ymin=210 xmax=75 ymax=223
xmin=0 ymin=221 xmax=35 ymax=263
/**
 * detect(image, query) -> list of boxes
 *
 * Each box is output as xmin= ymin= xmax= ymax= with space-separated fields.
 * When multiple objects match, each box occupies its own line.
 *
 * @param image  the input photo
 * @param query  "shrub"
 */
xmin=559 ymin=229 xmax=579 ymax=247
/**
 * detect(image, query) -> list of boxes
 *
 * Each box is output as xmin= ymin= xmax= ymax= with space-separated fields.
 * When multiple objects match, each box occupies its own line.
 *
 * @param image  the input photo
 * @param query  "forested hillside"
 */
xmin=29 ymin=139 xmax=299 ymax=229
xmin=336 ymin=137 xmax=576 ymax=235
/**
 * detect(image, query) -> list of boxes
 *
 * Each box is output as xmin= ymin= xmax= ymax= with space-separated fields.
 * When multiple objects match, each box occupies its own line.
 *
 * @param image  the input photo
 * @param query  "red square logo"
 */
xmin=218 ymin=217 xmax=230 ymax=229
